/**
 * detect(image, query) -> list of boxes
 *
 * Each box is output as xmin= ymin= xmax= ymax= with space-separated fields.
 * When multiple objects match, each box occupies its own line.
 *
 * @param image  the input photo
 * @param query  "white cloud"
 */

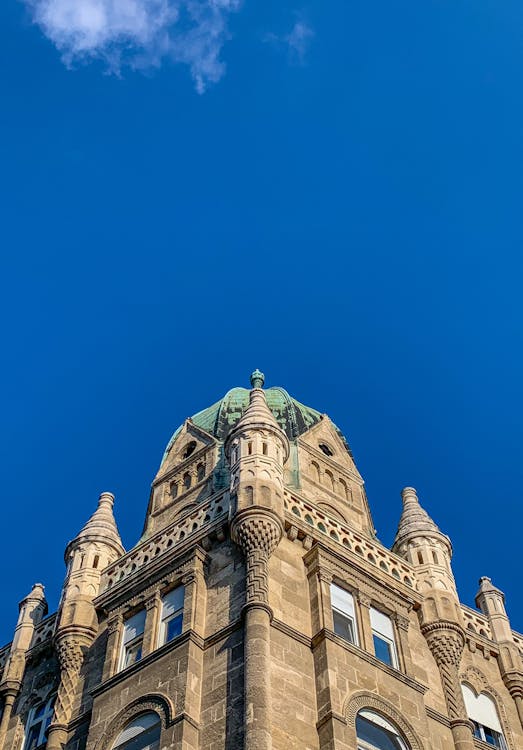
xmin=263 ymin=17 xmax=314 ymax=65
xmin=285 ymin=20 xmax=314 ymax=64
xmin=24 ymin=0 xmax=241 ymax=92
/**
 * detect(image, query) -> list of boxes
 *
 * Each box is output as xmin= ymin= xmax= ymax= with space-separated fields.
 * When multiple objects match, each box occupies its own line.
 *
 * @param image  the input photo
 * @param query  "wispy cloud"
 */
xmin=285 ymin=20 xmax=314 ymax=64
xmin=264 ymin=16 xmax=314 ymax=65
xmin=23 ymin=0 xmax=241 ymax=93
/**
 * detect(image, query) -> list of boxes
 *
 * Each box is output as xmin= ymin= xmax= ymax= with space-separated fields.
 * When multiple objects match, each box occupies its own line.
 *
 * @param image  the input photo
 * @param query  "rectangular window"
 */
xmin=331 ymin=583 xmax=358 ymax=645
xmin=120 ymin=609 xmax=146 ymax=670
xmin=159 ymin=586 xmax=184 ymax=645
xmin=370 ymin=608 xmax=398 ymax=668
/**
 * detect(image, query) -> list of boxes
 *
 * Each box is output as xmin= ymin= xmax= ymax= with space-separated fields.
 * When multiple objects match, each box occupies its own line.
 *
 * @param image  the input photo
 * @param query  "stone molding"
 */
xmin=304 ymin=543 xmax=416 ymax=616
xmin=97 ymin=547 xmax=209 ymax=615
xmin=93 ymin=693 xmax=175 ymax=750
xmin=344 ymin=690 xmax=427 ymax=750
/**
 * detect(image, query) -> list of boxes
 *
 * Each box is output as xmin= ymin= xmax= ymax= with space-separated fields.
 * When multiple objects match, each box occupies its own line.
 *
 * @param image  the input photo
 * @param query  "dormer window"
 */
xmin=183 ymin=441 xmax=197 ymax=459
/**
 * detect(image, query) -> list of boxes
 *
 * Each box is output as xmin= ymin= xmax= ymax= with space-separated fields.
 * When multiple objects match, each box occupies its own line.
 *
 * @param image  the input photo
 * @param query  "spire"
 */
xmin=392 ymin=487 xmax=450 ymax=554
xmin=233 ymin=371 xmax=282 ymax=434
xmin=475 ymin=576 xmax=505 ymax=607
xmin=66 ymin=492 xmax=124 ymax=559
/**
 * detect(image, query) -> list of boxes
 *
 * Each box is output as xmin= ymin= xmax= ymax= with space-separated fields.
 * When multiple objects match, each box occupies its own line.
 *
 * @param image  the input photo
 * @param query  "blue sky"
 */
xmin=1 ymin=0 xmax=522 ymax=645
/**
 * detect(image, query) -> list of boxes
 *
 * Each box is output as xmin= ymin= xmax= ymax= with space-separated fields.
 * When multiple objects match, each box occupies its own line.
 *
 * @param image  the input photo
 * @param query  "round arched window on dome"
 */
xmin=182 ymin=441 xmax=197 ymax=459
xmin=112 ymin=713 xmax=161 ymax=750
xmin=356 ymin=710 xmax=408 ymax=750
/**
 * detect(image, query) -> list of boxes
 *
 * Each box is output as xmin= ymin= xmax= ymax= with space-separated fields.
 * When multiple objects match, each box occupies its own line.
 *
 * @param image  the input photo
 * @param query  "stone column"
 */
xmin=422 ymin=623 xmax=474 ymax=750
xmin=47 ymin=633 xmax=90 ymax=750
xmin=142 ymin=593 xmax=161 ymax=657
xmin=0 ymin=690 xmax=16 ymax=750
xmin=231 ymin=511 xmax=282 ymax=750
xmin=356 ymin=594 xmax=372 ymax=652
xmin=102 ymin=614 xmax=123 ymax=682
xmin=503 ymin=675 xmax=523 ymax=729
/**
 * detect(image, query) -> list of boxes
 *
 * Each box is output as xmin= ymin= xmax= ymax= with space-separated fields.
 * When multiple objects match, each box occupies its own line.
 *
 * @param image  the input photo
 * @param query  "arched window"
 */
xmin=112 ymin=713 xmax=161 ymax=750
xmin=461 ymin=684 xmax=507 ymax=749
xmin=183 ymin=473 xmax=191 ymax=490
xmin=356 ymin=710 xmax=408 ymax=750
xmin=23 ymin=696 xmax=55 ymax=750
xmin=197 ymin=464 xmax=205 ymax=482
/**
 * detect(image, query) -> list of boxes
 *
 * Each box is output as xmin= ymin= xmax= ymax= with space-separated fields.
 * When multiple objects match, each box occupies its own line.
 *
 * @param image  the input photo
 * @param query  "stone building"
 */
xmin=0 ymin=370 xmax=522 ymax=750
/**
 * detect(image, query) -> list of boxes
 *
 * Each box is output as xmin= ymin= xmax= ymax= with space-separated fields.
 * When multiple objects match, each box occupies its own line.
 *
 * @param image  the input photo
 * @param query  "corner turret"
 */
xmin=0 ymin=585 xmax=48 ymax=749
xmin=393 ymin=487 xmax=474 ymax=750
xmin=47 ymin=492 xmax=124 ymax=750
xmin=476 ymin=577 xmax=523 ymax=727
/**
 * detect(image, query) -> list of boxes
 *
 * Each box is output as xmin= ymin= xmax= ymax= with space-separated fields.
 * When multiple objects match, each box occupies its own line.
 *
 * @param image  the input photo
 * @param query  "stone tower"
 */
xmin=0 ymin=371 xmax=522 ymax=750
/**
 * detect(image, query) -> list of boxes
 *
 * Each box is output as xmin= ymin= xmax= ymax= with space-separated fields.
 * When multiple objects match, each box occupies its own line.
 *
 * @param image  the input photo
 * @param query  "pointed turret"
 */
xmin=392 ymin=488 xmax=473 ymax=749
xmin=65 ymin=491 xmax=124 ymax=562
xmin=0 ymin=585 xmax=48 ymax=750
xmin=392 ymin=487 xmax=451 ymax=556
xmin=226 ymin=371 xmax=290 ymax=750
xmin=476 ymin=577 xmax=523 ymax=726
xmin=47 ymin=493 xmax=125 ymax=750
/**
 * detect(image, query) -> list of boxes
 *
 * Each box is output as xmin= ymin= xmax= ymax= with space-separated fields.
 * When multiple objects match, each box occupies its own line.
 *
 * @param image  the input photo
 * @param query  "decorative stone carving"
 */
xmin=345 ymin=691 xmax=426 ymax=750
xmin=422 ymin=622 xmax=466 ymax=720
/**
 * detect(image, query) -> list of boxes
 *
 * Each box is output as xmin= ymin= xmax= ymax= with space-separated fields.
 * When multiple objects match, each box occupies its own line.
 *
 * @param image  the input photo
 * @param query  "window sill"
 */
xmin=312 ymin=627 xmax=427 ymax=695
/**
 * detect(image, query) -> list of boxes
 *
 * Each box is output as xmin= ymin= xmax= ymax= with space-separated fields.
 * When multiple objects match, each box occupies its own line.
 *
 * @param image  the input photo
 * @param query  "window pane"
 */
xmin=165 ymin=613 xmax=183 ymax=643
xmin=25 ymin=725 xmax=42 ymax=750
xmin=356 ymin=715 xmax=404 ymax=750
xmin=113 ymin=714 xmax=161 ymax=750
xmin=373 ymin=634 xmax=394 ymax=666
xmin=162 ymin=587 xmax=184 ymax=618
xmin=124 ymin=639 xmax=143 ymax=667
xmin=333 ymin=610 xmax=355 ymax=643
xmin=123 ymin=611 xmax=146 ymax=644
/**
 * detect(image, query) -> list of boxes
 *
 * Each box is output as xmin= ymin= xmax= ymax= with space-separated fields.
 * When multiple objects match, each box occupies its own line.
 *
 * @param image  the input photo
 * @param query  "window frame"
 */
xmin=356 ymin=709 xmax=408 ymax=750
xmin=119 ymin=609 xmax=146 ymax=671
xmin=23 ymin=695 xmax=55 ymax=750
xmin=331 ymin=582 xmax=359 ymax=646
xmin=112 ymin=711 xmax=162 ymax=750
xmin=369 ymin=607 xmax=398 ymax=669
xmin=158 ymin=585 xmax=185 ymax=647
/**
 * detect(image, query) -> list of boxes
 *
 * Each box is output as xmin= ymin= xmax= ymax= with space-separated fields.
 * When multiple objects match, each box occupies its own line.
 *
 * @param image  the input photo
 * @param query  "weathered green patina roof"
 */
xmin=162 ymin=385 xmax=327 ymax=464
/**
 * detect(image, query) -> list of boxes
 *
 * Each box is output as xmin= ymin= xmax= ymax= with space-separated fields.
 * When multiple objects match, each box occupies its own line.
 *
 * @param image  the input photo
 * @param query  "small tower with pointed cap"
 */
xmin=47 ymin=493 xmax=124 ymax=750
xmin=225 ymin=371 xmax=290 ymax=750
xmin=393 ymin=487 xmax=474 ymax=750
xmin=476 ymin=577 xmax=523 ymax=727
xmin=0 ymin=584 xmax=48 ymax=750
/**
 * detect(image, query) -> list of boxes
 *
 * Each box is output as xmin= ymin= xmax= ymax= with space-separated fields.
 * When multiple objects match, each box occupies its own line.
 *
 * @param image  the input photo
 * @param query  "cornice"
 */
xmin=303 ymin=542 xmax=421 ymax=610
xmin=95 ymin=546 xmax=210 ymax=613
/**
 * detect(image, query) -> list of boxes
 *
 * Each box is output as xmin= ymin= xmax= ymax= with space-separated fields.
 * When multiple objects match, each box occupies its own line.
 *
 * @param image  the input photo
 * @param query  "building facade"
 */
xmin=0 ymin=371 xmax=522 ymax=750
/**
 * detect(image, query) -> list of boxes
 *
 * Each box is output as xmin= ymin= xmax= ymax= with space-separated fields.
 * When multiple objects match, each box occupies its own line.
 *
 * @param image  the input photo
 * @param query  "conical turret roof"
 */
xmin=392 ymin=487 xmax=451 ymax=553
xmin=225 ymin=370 xmax=290 ymax=459
xmin=66 ymin=492 xmax=124 ymax=559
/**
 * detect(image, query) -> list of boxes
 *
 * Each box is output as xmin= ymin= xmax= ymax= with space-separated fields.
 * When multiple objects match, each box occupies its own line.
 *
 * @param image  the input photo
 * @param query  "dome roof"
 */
xmin=161 ymin=379 xmax=354 ymax=466
xmin=192 ymin=386 xmax=323 ymax=440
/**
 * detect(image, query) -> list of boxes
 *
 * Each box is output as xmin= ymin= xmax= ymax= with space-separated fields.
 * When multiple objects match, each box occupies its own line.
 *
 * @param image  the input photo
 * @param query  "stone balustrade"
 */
xmin=461 ymin=605 xmax=493 ymax=640
xmin=283 ymin=493 xmax=416 ymax=589
xmin=101 ymin=494 xmax=228 ymax=592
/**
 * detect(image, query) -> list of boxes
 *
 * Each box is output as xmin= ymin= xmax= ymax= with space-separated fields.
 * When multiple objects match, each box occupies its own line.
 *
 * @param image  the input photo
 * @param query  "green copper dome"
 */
xmin=162 ymin=384 xmax=331 ymax=465
xmin=192 ymin=386 xmax=322 ymax=441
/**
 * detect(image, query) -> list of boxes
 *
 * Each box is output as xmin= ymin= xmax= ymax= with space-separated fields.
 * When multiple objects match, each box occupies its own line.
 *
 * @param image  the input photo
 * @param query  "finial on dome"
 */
xmin=250 ymin=369 xmax=265 ymax=389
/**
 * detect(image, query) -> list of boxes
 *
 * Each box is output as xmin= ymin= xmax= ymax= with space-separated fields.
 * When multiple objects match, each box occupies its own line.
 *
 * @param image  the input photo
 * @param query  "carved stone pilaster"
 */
xmin=51 ymin=634 xmax=89 ymax=727
xmin=231 ymin=511 xmax=282 ymax=607
xmin=422 ymin=622 xmax=467 ymax=720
